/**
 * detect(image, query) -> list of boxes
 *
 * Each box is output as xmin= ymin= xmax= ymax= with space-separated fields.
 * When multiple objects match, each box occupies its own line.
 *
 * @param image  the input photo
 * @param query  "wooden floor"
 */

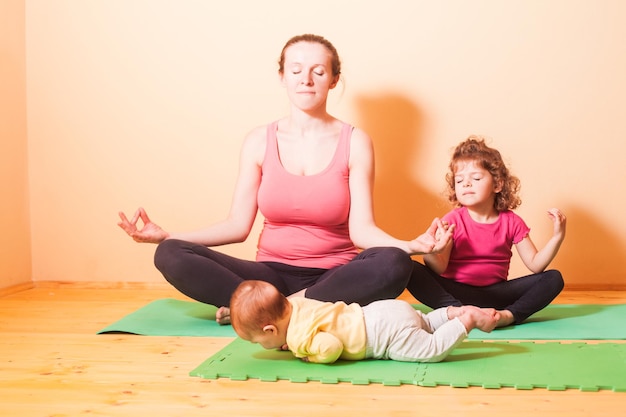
xmin=1 ymin=285 xmax=625 ymax=417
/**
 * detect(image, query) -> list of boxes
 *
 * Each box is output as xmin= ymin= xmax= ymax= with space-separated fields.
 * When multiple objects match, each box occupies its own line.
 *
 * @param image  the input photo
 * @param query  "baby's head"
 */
xmin=230 ymin=280 xmax=291 ymax=347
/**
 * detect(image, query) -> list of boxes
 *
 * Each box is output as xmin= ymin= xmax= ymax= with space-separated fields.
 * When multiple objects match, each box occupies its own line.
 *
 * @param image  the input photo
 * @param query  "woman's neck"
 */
xmin=285 ymin=107 xmax=336 ymax=136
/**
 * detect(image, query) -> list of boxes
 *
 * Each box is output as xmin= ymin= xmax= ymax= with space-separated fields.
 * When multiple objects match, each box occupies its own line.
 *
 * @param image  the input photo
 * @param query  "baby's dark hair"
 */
xmin=230 ymin=280 xmax=290 ymax=340
xmin=446 ymin=135 xmax=521 ymax=212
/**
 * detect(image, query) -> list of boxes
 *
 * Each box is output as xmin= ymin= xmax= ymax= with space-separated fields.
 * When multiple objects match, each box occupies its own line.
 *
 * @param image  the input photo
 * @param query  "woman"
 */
xmin=118 ymin=34 xmax=452 ymax=323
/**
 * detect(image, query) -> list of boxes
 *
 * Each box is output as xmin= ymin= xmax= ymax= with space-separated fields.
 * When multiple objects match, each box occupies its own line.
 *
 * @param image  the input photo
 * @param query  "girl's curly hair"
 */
xmin=445 ymin=135 xmax=521 ymax=212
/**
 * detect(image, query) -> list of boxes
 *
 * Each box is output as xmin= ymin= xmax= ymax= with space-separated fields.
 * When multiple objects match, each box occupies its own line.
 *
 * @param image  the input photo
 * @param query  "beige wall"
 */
xmin=17 ymin=0 xmax=626 ymax=289
xmin=0 ymin=0 xmax=31 ymax=291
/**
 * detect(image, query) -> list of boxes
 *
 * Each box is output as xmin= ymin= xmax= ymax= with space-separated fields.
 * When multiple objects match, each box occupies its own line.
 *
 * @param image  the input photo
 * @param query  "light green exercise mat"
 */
xmin=189 ymin=338 xmax=626 ymax=391
xmin=97 ymin=298 xmax=237 ymax=337
xmin=414 ymin=303 xmax=626 ymax=340
xmin=98 ymin=299 xmax=626 ymax=340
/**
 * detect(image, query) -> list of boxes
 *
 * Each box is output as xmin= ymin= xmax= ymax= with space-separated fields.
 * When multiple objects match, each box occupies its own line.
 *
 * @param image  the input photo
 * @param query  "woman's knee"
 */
xmin=375 ymin=247 xmax=413 ymax=278
xmin=154 ymin=239 xmax=188 ymax=274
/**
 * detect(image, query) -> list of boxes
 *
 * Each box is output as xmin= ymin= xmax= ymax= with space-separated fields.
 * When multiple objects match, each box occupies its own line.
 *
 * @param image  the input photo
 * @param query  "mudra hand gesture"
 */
xmin=118 ymin=207 xmax=169 ymax=243
xmin=407 ymin=218 xmax=454 ymax=254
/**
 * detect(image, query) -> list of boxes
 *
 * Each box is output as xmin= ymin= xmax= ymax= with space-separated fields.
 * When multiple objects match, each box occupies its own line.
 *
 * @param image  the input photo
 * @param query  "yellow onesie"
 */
xmin=286 ymin=297 xmax=367 ymax=363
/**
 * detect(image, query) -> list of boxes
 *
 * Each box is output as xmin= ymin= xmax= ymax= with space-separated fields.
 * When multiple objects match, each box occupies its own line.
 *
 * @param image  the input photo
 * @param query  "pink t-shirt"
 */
xmin=256 ymin=122 xmax=358 ymax=268
xmin=441 ymin=207 xmax=530 ymax=286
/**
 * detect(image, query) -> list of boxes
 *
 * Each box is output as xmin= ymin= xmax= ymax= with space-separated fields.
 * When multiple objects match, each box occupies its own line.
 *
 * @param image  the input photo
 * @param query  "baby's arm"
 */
xmin=516 ymin=208 xmax=567 ymax=273
xmin=302 ymin=332 xmax=344 ymax=364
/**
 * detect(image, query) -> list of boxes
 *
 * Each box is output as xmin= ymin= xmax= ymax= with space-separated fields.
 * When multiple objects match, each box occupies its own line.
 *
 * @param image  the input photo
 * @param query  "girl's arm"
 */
xmin=515 ymin=208 xmax=567 ymax=273
xmin=423 ymin=238 xmax=454 ymax=275
xmin=347 ymin=129 xmax=453 ymax=255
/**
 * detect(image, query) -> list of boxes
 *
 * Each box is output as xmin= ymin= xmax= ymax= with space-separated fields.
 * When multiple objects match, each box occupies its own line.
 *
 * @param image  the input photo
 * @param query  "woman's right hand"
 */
xmin=117 ymin=207 xmax=170 ymax=243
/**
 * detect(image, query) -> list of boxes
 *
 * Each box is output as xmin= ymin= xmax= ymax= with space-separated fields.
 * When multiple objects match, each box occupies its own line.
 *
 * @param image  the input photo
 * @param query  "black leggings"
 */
xmin=154 ymin=239 xmax=413 ymax=307
xmin=406 ymin=261 xmax=564 ymax=324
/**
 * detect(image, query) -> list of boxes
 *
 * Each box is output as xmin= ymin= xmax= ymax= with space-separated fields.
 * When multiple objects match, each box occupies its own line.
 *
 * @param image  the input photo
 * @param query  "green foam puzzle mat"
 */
xmin=189 ymin=338 xmax=626 ymax=391
xmin=98 ymin=299 xmax=626 ymax=340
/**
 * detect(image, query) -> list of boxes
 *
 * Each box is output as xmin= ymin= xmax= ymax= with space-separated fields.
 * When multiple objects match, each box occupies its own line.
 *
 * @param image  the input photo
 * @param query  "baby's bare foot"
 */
xmin=216 ymin=306 xmax=231 ymax=325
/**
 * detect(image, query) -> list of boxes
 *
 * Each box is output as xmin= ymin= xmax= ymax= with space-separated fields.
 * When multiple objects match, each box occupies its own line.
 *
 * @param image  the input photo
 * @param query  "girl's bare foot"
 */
xmin=496 ymin=309 xmax=515 ymax=327
xmin=473 ymin=307 xmax=499 ymax=332
xmin=453 ymin=306 xmax=498 ymax=333
xmin=216 ymin=306 xmax=231 ymax=325
xmin=464 ymin=306 xmax=498 ymax=332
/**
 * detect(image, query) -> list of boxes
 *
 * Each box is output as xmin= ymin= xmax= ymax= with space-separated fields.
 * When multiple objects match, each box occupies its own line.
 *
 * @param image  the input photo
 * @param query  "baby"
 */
xmin=229 ymin=280 xmax=499 ymax=364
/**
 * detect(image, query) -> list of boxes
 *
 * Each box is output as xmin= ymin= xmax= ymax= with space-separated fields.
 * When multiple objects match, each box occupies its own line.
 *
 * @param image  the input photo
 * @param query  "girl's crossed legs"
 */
xmin=407 ymin=261 xmax=564 ymax=326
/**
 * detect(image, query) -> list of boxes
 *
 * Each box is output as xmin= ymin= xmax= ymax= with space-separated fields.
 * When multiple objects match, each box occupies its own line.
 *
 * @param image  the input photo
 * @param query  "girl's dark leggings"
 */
xmin=406 ymin=260 xmax=564 ymax=324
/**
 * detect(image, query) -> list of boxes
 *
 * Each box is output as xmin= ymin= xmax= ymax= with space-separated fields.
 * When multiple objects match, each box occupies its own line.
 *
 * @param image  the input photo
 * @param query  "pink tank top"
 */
xmin=256 ymin=121 xmax=359 ymax=268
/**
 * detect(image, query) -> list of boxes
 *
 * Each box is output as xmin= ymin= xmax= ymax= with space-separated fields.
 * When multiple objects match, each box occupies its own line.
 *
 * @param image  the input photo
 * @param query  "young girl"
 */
xmin=407 ymin=136 xmax=566 ymax=327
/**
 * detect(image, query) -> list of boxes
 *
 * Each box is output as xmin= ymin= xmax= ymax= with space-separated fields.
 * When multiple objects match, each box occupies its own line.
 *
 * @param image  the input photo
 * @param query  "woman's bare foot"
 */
xmin=495 ymin=309 xmax=515 ymax=327
xmin=216 ymin=306 xmax=231 ymax=325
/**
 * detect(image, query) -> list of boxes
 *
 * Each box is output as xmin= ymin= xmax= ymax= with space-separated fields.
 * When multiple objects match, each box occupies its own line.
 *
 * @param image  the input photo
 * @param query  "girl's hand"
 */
xmin=547 ymin=208 xmax=567 ymax=239
xmin=118 ymin=207 xmax=170 ymax=243
xmin=408 ymin=218 xmax=455 ymax=254
xmin=435 ymin=220 xmax=451 ymax=241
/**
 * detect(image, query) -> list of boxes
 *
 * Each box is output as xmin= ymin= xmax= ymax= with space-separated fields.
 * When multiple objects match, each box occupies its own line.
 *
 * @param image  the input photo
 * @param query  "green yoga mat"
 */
xmin=98 ymin=298 xmax=236 ymax=337
xmin=414 ymin=303 xmax=626 ymax=340
xmin=97 ymin=298 xmax=626 ymax=340
xmin=189 ymin=338 xmax=626 ymax=391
